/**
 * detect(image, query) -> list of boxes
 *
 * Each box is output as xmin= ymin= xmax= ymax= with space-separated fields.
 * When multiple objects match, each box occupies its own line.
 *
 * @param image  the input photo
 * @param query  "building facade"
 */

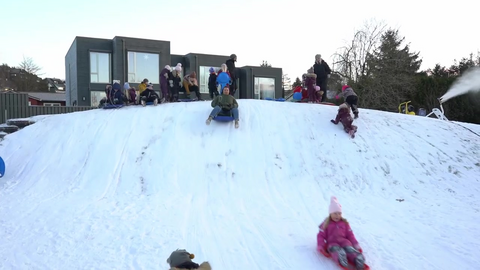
xmin=65 ymin=36 xmax=283 ymax=107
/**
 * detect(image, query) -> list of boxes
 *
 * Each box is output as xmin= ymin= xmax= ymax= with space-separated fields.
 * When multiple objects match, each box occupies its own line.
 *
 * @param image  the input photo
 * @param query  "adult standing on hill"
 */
xmin=226 ymin=54 xmax=237 ymax=96
xmin=313 ymin=54 xmax=331 ymax=102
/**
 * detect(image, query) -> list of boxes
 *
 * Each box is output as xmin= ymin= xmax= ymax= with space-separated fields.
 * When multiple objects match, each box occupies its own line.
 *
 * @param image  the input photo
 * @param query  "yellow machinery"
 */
xmin=398 ymin=101 xmax=416 ymax=115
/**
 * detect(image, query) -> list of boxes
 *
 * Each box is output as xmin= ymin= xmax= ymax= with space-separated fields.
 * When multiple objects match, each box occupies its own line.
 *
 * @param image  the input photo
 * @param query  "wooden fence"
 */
xmin=0 ymin=93 xmax=96 ymax=123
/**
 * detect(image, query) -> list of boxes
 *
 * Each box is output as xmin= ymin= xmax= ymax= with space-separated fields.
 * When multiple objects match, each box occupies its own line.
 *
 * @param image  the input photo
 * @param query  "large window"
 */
xmin=254 ymin=77 xmax=275 ymax=99
xmin=91 ymin=91 xmax=106 ymax=107
xmin=127 ymin=51 xmax=159 ymax=84
xmin=199 ymin=66 xmax=221 ymax=94
xmin=90 ymin=52 xmax=111 ymax=83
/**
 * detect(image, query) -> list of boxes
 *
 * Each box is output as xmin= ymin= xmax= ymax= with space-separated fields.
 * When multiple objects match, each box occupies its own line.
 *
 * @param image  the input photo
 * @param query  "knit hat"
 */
xmin=112 ymin=83 xmax=121 ymax=91
xmin=175 ymin=65 xmax=182 ymax=72
xmin=209 ymin=67 xmax=215 ymax=73
xmin=147 ymin=83 xmax=153 ymax=89
xmin=342 ymin=85 xmax=350 ymax=91
xmin=165 ymin=65 xmax=172 ymax=72
xmin=315 ymin=86 xmax=320 ymax=91
xmin=329 ymin=196 xmax=342 ymax=214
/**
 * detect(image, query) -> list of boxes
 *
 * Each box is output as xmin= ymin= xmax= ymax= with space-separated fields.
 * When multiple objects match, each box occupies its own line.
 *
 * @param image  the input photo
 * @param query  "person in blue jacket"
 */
xmin=216 ymin=64 xmax=232 ymax=95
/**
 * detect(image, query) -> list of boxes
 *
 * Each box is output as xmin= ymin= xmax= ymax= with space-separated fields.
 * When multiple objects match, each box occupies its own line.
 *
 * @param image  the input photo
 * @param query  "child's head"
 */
xmin=209 ymin=67 xmax=215 ymax=73
xmin=329 ymin=196 xmax=342 ymax=221
xmin=165 ymin=65 xmax=172 ymax=72
xmin=146 ymin=83 xmax=153 ymax=90
xmin=342 ymin=85 xmax=350 ymax=92
xmin=221 ymin=63 xmax=228 ymax=72
xmin=307 ymin=67 xmax=314 ymax=73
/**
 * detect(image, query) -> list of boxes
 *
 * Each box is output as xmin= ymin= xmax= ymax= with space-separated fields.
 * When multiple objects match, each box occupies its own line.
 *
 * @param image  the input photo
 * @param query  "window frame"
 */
xmin=127 ymin=51 xmax=160 ymax=84
xmin=253 ymin=76 xmax=276 ymax=99
xmin=89 ymin=52 xmax=111 ymax=84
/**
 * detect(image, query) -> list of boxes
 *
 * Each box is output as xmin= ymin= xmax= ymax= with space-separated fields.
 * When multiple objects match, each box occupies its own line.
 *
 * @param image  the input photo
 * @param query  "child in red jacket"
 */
xmin=331 ymin=103 xmax=358 ymax=138
xmin=317 ymin=196 xmax=367 ymax=270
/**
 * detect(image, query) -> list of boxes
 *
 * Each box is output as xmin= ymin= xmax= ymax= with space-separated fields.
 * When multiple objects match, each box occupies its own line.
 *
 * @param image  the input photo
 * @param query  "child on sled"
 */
xmin=317 ymin=196 xmax=369 ymax=270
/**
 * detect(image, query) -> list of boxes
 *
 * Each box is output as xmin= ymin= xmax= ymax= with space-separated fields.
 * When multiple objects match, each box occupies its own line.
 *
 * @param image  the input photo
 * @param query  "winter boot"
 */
xmin=141 ymin=97 xmax=146 ymax=107
xmin=349 ymin=129 xmax=355 ymax=138
xmin=235 ymin=120 xmax=239 ymax=129
xmin=354 ymin=254 xmax=366 ymax=270
xmin=160 ymin=97 xmax=166 ymax=104
xmin=329 ymin=246 xmax=348 ymax=268
xmin=153 ymin=98 xmax=158 ymax=106
xmin=206 ymin=116 xmax=213 ymax=125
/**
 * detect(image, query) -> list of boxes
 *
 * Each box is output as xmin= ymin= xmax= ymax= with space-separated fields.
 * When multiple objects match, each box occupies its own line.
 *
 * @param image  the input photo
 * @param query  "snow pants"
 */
xmin=346 ymin=95 xmax=359 ymax=117
xmin=329 ymin=245 xmax=365 ymax=269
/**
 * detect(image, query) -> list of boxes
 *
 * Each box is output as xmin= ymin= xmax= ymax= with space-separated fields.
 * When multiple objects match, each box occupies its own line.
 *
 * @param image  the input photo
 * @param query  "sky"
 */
xmin=1 ymin=0 xmax=478 ymax=83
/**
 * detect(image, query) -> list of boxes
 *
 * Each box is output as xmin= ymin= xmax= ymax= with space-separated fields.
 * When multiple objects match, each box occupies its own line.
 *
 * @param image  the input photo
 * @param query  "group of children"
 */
xmin=166 ymin=196 xmax=368 ymax=270
xmin=207 ymin=63 xmax=235 ymax=99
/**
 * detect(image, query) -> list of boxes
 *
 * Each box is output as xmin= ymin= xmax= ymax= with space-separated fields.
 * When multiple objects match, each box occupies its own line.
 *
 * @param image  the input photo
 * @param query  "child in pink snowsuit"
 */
xmin=317 ymin=196 xmax=366 ymax=270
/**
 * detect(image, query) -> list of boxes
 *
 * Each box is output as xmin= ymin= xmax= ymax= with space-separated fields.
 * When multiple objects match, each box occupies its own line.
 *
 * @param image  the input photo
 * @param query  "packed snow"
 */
xmin=0 ymin=100 xmax=479 ymax=270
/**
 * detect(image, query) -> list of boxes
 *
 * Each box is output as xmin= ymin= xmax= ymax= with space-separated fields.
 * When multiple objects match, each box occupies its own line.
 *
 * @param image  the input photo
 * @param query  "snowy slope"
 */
xmin=0 ymin=100 xmax=479 ymax=270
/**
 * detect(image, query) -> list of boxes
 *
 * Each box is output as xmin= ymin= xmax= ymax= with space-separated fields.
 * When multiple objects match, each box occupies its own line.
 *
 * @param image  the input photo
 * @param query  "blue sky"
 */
xmin=1 ymin=0 xmax=478 ymax=83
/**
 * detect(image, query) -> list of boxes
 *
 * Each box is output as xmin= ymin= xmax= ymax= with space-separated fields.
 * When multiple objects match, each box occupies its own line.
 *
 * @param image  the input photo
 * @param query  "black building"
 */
xmin=65 ymin=36 xmax=283 ymax=106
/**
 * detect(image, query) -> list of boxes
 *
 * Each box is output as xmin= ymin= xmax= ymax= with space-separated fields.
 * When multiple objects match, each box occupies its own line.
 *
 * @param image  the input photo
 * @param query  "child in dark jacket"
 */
xmin=208 ymin=67 xmax=219 ymax=99
xmin=111 ymin=83 xmax=126 ymax=105
xmin=317 ymin=196 xmax=368 ymax=270
xmin=331 ymin=103 xmax=358 ymax=138
xmin=139 ymin=83 xmax=159 ymax=106
xmin=166 ymin=249 xmax=211 ymax=270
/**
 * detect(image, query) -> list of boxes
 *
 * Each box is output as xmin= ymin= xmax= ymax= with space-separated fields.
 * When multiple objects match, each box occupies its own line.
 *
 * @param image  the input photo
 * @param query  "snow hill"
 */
xmin=1 ymin=100 xmax=480 ymax=270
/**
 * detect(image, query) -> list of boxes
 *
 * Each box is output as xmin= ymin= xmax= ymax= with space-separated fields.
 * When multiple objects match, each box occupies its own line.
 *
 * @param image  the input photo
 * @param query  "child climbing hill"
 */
xmin=331 ymin=103 xmax=358 ymax=138
xmin=317 ymin=196 xmax=369 ymax=270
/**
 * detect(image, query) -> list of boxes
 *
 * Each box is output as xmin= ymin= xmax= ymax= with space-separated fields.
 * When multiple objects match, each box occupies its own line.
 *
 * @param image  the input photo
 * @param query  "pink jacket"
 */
xmin=317 ymin=219 xmax=359 ymax=249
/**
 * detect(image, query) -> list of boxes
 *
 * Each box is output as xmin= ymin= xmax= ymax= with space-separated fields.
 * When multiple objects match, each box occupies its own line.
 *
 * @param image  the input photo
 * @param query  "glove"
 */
xmin=330 ymin=119 xmax=337 ymax=124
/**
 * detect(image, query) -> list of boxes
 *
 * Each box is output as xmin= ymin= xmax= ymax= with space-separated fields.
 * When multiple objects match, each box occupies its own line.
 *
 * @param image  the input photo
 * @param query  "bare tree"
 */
xmin=282 ymin=73 xmax=291 ymax=90
xmin=19 ymin=56 xmax=42 ymax=75
xmin=332 ymin=19 xmax=387 ymax=83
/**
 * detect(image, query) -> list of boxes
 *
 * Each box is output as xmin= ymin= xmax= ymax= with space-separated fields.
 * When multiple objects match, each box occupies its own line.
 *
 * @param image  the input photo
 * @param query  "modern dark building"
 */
xmin=65 ymin=36 xmax=283 ymax=106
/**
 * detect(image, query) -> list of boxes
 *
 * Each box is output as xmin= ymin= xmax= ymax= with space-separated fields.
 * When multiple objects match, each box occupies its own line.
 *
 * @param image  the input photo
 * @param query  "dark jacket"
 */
xmin=226 ymin=58 xmax=236 ymax=78
xmin=313 ymin=60 xmax=331 ymax=82
xmin=208 ymin=73 xmax=217 ymax=90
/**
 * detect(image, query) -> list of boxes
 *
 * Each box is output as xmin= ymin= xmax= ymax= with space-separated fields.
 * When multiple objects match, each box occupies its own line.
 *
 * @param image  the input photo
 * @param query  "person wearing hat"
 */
xmin=225 ymin=54 xmax=237 ymax=95
xmin=208 ymin=67 xmax=219 ymax=99
xmin=166 ymin=249 xmax=211 ymax=270
xmin=317 ymin=196 xmax=367 ymax=270
xmin=160 ymin=65 xmax=173 ymax=103
xmin=313 ymin=54 xmax=331 ymax=102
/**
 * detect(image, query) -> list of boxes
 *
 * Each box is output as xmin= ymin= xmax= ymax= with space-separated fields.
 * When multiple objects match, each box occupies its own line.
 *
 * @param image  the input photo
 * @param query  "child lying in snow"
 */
xmin=331 ymin=103 xmax=358 ymax=138
xmin=166 ymin=249 xmax=211 ymax=270
xmin=317 ymin=196 xmax=367 ymax=270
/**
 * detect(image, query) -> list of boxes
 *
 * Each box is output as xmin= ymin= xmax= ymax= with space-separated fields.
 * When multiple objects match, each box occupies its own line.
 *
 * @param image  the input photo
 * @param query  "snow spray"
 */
xmin=440 ymin=66 xmax=480 ymax=103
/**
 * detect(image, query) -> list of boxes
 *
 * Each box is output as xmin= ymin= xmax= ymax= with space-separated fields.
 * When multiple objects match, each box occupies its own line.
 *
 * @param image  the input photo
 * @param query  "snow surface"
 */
xmin=0 ymin=100 xmax=479 ymax=270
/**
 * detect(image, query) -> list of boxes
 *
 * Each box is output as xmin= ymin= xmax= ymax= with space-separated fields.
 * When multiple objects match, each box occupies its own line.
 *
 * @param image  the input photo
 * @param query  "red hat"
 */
xmin=342 ymin=85 xmax=350 ymax=91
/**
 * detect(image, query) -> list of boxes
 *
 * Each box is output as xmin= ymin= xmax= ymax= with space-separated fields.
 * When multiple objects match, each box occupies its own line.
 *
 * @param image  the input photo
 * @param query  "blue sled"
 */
xmin=0 ymin=156 xmax=5 ymax=178
xmin=178 ymin=99 xmax=197 ymax=102
xmin=213 ymin=115 xmax=235 ymax=122
xmin=103 ymin=104 xmax=125 ymax=109
xmin=265 ymin=97 xmax=286 ymax=102
xmin=146 ymin=101 xmax=155 ymax=105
